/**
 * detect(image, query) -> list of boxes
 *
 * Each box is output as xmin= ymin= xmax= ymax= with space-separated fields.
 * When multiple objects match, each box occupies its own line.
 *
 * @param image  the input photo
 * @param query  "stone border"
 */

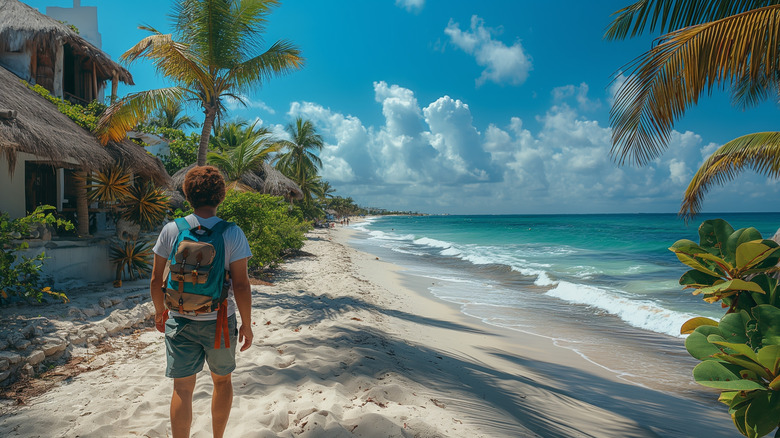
xmin=0 ymin=283 xmax=155 ymax=388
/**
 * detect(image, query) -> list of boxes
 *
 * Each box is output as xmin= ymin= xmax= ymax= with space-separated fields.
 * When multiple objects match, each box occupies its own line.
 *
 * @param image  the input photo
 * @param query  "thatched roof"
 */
xmin=0 ymin=0 xmax=133 ymax=85
xmin=170 ymin=163 xmax=303 ymax=201
xmin=0 ymin=65 xmax=168 ymax=185
xmin=259 ymin=162 xmax=303 ymax=200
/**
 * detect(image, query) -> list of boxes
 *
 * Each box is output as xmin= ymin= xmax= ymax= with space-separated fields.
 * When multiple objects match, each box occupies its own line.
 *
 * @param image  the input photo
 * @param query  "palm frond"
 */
xmin=604 ymin=0 xmax=779 ymax=40
xmin=121 ymin=182 xmax=170 ymax=230
xmin=121 ymin=29 xmax=211 ymax=88
xmin=730 ymin=68 xmax=780 ymax=109
xmin=208 ymin=135 xmax=278 ymax=182
xmin=681 ymin=132 xmax=780 ymax=218
xmin=96 ymin=87 xmax=187 ymax=144
xmin=110 ymin=239 xmax=153 ymax=281
xmin=82 ymin=163 xmax=133 ymax=204
xmin=610 ymin=5 xmax=780 ymax=165
xmin=227 ymin=40 xmax=304 ymax=90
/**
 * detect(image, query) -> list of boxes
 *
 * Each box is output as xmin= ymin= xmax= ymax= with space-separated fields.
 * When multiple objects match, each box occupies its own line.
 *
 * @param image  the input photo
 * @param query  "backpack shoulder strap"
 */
xmin=209 ymin=220 xmax=235 ymax=236
xmin=174 ymin=217 xmax=191 ymax=233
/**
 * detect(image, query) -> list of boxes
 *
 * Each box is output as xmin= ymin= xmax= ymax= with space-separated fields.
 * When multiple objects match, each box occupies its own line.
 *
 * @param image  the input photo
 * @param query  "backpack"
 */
xmin=163 ymin=217 xmax=234 ymax=349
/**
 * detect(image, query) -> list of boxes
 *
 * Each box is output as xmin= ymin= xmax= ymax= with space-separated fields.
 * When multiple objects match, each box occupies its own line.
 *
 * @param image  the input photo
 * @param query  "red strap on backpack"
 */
xmin=214 ymin=300 xmax=230 ymax=349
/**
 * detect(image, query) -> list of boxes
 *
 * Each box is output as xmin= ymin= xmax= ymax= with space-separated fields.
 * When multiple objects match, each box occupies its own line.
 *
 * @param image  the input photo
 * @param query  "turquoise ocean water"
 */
xmin=347 ymin=213 xmax=780 ymax=397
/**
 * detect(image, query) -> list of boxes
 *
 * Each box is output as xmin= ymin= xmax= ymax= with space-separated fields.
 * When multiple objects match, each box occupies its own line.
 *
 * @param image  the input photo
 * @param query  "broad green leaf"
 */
xmin=720 ymin=391 xmax=739 ymax=405
xmin=679 ymin=269 xmax=722 ymax=288
xmin=755 ymin=305 xmax=780 ymax=346
xmin=699 ymin=279 xmax=766 ymax=296
xmin=710 ymin=340 xmax=759 ymax=361
xmin=770 ymin=375 xmax=780 ymax=391
xmin=670 ymin=240 xmax=724 ymax=277
xmin=732 ymin=404 xmax=748 ymax=437
xmin=699 ymin=219 xmax=735 ymax=259
xmin=720 ymin=311 xmax=751 ymax=344
xmin=680 ymin=317 xmax=719 ymax=335
xmin=686 ymin=327 xmax=723 ymax=360
xmin=737 ymin=241 xmax=780 ymax=271
xmin=745 ymin=391 xmax=780 ymax=438
xmin=713 ymin=353 xmax=770 ymax=380
xmin=757 ymin=345 xmax=780 ymax=374
xmin=696 ymin=251 xmax=734 ymax=272
xmin=693 ymin=361 xmax=765 ymax=390
xmin=727 ymin=227 xmax=763 ymax=261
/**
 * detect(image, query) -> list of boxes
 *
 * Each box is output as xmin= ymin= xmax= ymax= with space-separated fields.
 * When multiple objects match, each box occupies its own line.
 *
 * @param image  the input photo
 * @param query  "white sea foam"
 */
xmin=440 ymin=247 xmax=462 ymax=256
xmin=545 ymin=281 xmax=698 ymax=337
xmin=368 ymin=230 xmax=415 ymax=241
xmin=534 ymin=272 xmax=556 ymax=286
xmin=414 ymin=237 xmax=452 ymax=248
xmin=390 ymin=247 xmax=428 ymax=256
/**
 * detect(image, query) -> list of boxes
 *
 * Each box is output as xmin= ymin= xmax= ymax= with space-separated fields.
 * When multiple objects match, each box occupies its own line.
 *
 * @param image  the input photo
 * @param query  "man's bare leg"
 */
xmin=211 ymin=372 xmax=233 ymax=438
xmin=171 ymin=374 xmax=197 ymax=438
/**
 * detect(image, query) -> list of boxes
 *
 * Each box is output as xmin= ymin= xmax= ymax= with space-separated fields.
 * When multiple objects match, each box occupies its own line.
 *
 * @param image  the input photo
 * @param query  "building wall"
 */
xmin=19 ymin=238 xmax=115 ymax=285
xmin=46 ymin=2 xmax=102 ymax=49
xmin=0 ymin=152 xmax=30 ymax=219
xmin=0 ymin=50 xmax=31 ymax=81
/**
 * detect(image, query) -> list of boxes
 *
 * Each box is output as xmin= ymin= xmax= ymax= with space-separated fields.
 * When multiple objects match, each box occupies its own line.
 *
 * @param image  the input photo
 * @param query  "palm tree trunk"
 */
xmin=197 ymin=108 xmax=216 ymax=166
xmin=75 ymin=170 xmax=90 ymax=237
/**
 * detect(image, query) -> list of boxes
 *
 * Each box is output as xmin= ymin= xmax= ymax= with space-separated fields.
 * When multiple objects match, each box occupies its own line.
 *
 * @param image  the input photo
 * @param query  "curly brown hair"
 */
xmin=182 ymin=166 xmax=226 ymax=208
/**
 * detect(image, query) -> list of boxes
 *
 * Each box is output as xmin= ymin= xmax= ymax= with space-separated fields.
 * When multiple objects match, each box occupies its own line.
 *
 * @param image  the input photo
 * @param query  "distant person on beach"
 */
xmin=149 ymin=166 xmax=253 ymax=438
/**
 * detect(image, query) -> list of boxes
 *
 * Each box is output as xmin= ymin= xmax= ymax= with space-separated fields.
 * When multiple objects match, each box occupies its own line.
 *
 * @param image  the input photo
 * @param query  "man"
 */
xmin=150 ymin=165 xmax=253 ymax=438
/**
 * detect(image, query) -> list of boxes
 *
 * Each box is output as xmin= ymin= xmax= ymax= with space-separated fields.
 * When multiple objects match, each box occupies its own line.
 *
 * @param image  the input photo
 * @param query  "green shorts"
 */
xmin=164 ymin=315 xmax=237 ymax=378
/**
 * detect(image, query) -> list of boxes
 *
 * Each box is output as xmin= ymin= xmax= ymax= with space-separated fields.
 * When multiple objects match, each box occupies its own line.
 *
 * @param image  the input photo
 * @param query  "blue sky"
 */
xmin=23 ymin=0 xmax=780 ymax=214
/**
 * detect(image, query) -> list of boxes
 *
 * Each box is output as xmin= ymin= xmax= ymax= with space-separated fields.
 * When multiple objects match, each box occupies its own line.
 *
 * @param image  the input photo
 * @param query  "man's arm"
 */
xmin=150 ymin=254 xmax=168 ymax=332
xmin=229 ymin=257 xmax=253 ymax=351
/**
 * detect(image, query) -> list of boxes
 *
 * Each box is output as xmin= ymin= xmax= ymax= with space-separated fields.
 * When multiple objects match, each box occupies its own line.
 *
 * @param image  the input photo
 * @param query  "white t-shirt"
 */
xmin=153 ymin=214 xmax=252 ymax=321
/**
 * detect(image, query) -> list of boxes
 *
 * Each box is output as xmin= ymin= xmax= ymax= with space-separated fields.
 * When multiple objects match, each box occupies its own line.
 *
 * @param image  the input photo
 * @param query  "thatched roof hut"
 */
xmin=0 ymin=0 xmax=133 ymax=86
xmin=259 ymin=162 xmax=303 ymax=200
xmin=169 ymin=163 xmax=303 ymax=204
xmin=0 ymin=65 xmax=167 ymax=185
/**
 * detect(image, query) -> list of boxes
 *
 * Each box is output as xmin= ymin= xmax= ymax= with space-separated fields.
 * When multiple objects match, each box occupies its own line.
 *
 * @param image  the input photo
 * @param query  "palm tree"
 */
xmin=147 ymin=101 xmax=198 ymax=130
xmin=275 ymin=117 xmax=323 ymax=184
xmin=96 ymin=0 xmax=304 ymax=166
xmin=319 ymin=180 xmax=336 ymax=200
xmin=207 ymin=120 xmax=279 ymax=189
xmin=605 ymin=1 xmax=780 ymax=217
xmin=211 ymin=119 xmax=264 ymax=152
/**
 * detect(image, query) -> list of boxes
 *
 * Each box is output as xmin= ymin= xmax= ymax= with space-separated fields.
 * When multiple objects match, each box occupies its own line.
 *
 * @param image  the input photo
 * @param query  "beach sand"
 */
xmin=0 ymin=226 xmax=740 ymax=437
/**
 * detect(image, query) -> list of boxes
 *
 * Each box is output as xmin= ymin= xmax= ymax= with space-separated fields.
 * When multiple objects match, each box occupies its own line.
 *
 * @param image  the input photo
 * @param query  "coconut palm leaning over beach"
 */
xmin=95 ymin=0 xmax=304 ymax=166
xmin=605 ymin=0 xmax=780 ymax=218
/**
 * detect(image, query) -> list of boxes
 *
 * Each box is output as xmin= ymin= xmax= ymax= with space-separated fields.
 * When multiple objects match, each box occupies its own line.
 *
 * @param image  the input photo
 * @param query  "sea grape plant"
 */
xmin=670 ymin=219 xmax=780 ymax=437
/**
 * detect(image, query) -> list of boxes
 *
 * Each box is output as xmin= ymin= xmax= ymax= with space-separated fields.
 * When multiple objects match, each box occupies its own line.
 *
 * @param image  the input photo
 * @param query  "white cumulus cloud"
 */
xmin=395 ymin=0 xmax=424 ymax=13
xmin=284 ymin=81 xmax=779 ymax=214
xmin=224 ymin=94 xmax=276 ymax=114
xmin=444 ymin=15 xmax=532 ymax=87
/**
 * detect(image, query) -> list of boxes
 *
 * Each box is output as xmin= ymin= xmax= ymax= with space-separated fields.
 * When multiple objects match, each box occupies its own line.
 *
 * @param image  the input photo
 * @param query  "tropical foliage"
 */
xmin=110 ymin=239 xmax=154 ymax=283
xmin=0 ymin=206 xmax=73 ymax=304
xmin=274 ymin=117 xmax=330 ymax=218
xmin=82 ymin=163 xmax=133 ymax=204
xmin=606 ymin=0 xmax=780 ymax=217
xmin=217 ymin=191 xmax=310 ymax=273
xmin=121 ymin=181 xmax=170 ymax=231
xmin=671 ymin=219 xmax=780 ymax=437
xmin=25 ymin=81 xmax=107 ymax=131
xmin=146 ymin=101 xmax=198 ymax=130
xmin=275 ymin=117 xmax=323 ymax=184
xmin=207 ymin=120 xmax=279 ymax=189
xmin=96 ymin=0 xmax=304 ymax=166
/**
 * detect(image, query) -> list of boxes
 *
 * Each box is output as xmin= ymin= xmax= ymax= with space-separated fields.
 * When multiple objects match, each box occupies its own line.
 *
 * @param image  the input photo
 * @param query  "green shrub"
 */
xmin=217 ymin=191 xmax=310 ymax=273
xmin=138 ymin=125 xmax=199 ymax=175
xmin=24 ymin=81 xmax=106 ymax=131
xmin=0 ymin=206 xmax=73 ymax=304
xmin=671 ymin=219 xmax=780 ymax=437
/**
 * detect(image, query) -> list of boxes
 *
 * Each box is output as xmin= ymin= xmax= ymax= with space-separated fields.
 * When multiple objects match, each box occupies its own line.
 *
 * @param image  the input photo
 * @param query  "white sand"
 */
xmin=0 ymin=226 xmax=740 ymax=437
